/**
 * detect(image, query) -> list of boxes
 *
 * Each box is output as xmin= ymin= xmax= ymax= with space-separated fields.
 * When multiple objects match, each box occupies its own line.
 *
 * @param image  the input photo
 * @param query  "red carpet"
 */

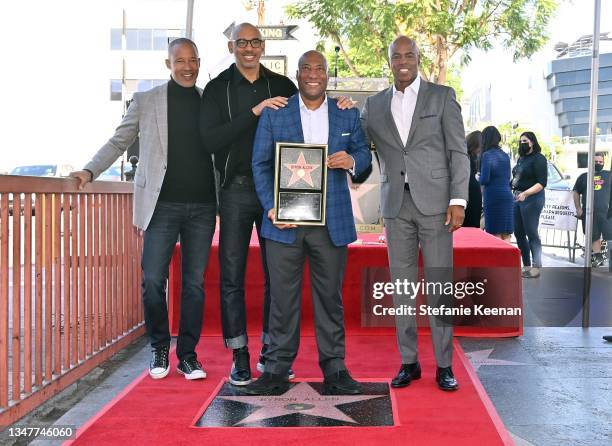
xmin=66 ymin=335 xmax=513 ymax=446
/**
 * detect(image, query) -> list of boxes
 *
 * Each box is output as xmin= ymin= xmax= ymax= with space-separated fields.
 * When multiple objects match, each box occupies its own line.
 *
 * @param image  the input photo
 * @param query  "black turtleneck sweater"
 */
xmin=159 ymin=77 xmax=216 ymax=203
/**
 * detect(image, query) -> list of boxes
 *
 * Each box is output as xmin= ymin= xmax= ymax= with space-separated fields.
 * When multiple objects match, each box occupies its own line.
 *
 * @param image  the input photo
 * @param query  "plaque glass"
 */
xmin=274 ymin=142 xmax=328 ymax=225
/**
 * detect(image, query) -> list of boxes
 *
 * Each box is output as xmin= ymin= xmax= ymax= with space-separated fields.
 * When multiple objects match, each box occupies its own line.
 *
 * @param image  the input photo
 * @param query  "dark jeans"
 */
xmin=219 ymin=179 xmax=271 ymax=349
xmin=513 ymin=190 xmax=545 ymax=267
xmin=141 ymin=201 xmax=216 ymax=360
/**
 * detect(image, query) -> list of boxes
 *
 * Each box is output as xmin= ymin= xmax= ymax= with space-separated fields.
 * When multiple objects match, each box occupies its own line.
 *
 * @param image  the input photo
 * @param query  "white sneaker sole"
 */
xmin=149 ymin=366 xmax=170 ymax=379
xmin=177 ymin=368 xmax=207 ymax=380
xmin=229 ymin=376 xmax=253 ymax=386
xmin=257 ymin=362 xmax=295 ymax=380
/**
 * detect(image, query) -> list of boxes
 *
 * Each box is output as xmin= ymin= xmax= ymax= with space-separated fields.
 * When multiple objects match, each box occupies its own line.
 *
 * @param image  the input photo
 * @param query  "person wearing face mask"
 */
xmin=511 ymin=131 xmax=547 ymax=278
xmin=572 ymin=152 xmax=612 ymax=266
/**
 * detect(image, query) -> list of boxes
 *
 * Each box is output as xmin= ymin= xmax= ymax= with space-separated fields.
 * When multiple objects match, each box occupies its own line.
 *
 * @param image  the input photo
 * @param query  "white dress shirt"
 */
xmin=391 ymin=76 xmax=420 ymax=146
xmin=299 ymin=94 xmax=355 ymax=173
xmin=299 ymin=94 xmax=328 ymax=145
xmin=391 ymin=77 xmax=466 ymax=209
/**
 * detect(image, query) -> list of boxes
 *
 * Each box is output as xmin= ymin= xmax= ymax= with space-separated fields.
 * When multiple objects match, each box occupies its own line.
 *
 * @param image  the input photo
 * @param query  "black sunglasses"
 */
xmin=234 ymin=38 xmax=263 ymax=48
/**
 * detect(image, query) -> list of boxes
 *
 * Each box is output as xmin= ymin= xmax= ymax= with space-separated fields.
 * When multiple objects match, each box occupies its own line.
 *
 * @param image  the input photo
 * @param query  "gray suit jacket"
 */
xmin=361 ymin=79 xmax=469 ymax=218
xmin=84 ymin=82 xmax=202 ymax=230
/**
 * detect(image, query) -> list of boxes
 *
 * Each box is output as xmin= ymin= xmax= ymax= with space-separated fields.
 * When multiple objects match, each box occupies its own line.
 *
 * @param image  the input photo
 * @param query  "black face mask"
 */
xmin=595 ymin=163 xmax=604 ymax=172
xmin=519 ymin=142 xmax=531 ymax=156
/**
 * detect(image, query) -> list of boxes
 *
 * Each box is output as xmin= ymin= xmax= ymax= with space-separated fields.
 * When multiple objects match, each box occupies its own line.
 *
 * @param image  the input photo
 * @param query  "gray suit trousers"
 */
xmin=385 ymin=190 xmax=454 ymax=368
xmin=264 ymin=227 xmax=348 ymax=376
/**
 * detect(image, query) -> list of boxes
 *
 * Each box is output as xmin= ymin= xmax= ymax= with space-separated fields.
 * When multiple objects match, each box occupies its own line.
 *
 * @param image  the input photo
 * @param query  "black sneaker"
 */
xmin=229 ymin=347 xmax=252 ymax=386
xmin=177 ymin=357 xmax=206 ymax=380
xmin=257 ymin=344 xmax=295 ymax=379
xmin=592 ymin=252 xmax=604 ymax=267
xmin=242 ymin=372 xmax=290 ymax=395
xmin=323 ymin=369 xmax=363 ymax=395
xmin=149 ymin=345 xmax=170 ymax=379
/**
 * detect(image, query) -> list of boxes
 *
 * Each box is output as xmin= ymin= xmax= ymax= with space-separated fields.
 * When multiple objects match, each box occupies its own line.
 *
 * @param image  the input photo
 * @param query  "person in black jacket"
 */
xmin=464 ymin=130 xmax=482 ymax=228
xmin=200 ymin=22 xmax=353 ymax=386
xmin=511 ymin=131 xmax=547 ymax=278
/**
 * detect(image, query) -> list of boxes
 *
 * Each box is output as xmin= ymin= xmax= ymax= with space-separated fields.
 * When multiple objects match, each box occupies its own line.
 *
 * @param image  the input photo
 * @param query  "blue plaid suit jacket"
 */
xmin=252 ymin=95 xmax=372 ymax=246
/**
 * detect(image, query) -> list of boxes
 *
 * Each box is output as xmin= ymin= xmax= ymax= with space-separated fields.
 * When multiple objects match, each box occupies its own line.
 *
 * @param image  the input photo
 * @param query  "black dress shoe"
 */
xmin=604 ymin=335 xmax=612 ymax=342
xmin=229 ymin=347 xmax=252 ymax=386
xmin=242 ymin=372 xmax=289 ymax=395
xmin=391 ymin=362 xmax=422 ymax=388
xmin=323 ymin=370 xmax=363 ymax=395
xmin=436 ymin=366 xmax=458 ymax=391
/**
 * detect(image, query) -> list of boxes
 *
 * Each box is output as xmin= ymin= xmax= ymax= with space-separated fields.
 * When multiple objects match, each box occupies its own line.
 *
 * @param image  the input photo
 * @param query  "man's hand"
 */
xmin=336 ymin=96 xmax=357 ymax=110
xmin=69 ymin=170 xmax=92 ymax=190
xmin=268 ymin=208 xmax=297 ymax=230
xmin=575 ymin=207 xmax=584 ymax=218
xmin=252 ymin=96 xmax=289 ymax=116
xmin=444 ymin=205 xmax=465 ymax=232
xmin=327 ymin=150 xmax=354 ymax=170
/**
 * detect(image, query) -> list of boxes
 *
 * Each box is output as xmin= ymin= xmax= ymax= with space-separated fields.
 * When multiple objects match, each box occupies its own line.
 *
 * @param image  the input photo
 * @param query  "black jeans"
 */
xmin=219 ymin=179 xmax=271 ymax=349
xmin=513 ymin=190 xmax=545 ymax=267
xmin=141 ymin=201 xmax=216 ymax=360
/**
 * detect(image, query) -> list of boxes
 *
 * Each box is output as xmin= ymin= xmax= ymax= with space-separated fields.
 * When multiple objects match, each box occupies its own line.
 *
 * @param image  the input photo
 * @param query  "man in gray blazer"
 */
xmin=70 ymin=38 xmax=216 ymax=381
xmin=361 ymin=36 xmax=469 ymax=391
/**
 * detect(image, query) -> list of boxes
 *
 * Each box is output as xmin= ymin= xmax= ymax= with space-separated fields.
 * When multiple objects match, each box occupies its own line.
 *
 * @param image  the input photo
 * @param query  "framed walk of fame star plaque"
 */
xmin=274 ymin=142 xmax=328 ymax=225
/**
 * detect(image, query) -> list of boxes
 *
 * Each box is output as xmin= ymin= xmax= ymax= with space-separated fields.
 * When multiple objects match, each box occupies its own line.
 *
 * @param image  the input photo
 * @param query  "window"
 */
xmin=110 ymin=28 xmax=122 ymax=50
xmin=110 ymin=79 xmax=122 ymax=101
xmin=111 ymin=28 xmax=188 ymax=51
xmin=125 ymin=29 xmax=138 ymax=50
xmin=137 ymin=80 xmax=151 ymax=92
xmin=547 ymin=162 xmax=562 ymax=183
xmin=153 ymin=29 xmax=167 ymax=50
xmin=137 ymin=29 xmax=152 ymax=50
xmin=110 ymin=79 xmax=167 ymax=100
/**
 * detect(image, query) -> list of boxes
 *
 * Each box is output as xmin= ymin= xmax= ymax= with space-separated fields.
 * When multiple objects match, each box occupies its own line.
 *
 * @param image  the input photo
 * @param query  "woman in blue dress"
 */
xmin=479 ymin=126 xmax=514 ymax=241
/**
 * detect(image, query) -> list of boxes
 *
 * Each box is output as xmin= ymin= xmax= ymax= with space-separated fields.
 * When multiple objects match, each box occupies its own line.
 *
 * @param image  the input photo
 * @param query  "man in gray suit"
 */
xmin=70 ymin=39 xmax=216 ymax=381
xmin=361 ymin=36 xmax=469 ymax=391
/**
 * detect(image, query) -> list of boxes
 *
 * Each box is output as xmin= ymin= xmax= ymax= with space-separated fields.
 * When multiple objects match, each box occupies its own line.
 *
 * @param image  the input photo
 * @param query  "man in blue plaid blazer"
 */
xmin=246 ymin=50 xmax=371 ymax=395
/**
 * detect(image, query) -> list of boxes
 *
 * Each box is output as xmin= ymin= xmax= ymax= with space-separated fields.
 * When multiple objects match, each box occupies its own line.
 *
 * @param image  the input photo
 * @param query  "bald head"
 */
xmin=231 ymin=22 xmax=262 ymax=40
xmin=388 ymin=36 xmax=419 ymax=60
xmin=298 ymin=50 xmax=328 ymax=70
xmin=229 ymin=22 xmax=265 ymax=75
xmin=388 ymin=35 xmax=420 ymax=91
xmin=297 ymin=50 xmax=328 ymax=105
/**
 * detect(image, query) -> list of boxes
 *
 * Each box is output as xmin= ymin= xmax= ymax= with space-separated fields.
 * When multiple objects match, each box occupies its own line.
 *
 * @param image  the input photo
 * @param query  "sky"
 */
xmin=462 ymin=0 xmax=612 ymax=96
xmin=0 ymin=0 xmax=610 ymax=172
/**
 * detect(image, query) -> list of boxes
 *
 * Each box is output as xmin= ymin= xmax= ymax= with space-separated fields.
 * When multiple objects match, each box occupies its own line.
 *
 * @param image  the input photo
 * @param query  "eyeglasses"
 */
xmin=233 ymin=38 xmax=263 ymax=48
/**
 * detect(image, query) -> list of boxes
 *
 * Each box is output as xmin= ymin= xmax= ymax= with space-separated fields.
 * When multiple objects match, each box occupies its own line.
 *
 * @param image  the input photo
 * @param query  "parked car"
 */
xmin=98 ymin=164 xmax=130 ymax=181
xmin=10 ymin=164 xmax=74 ymax=177
xmin=546 ymin=161 xmax=572 ymax=191
xmin=7 ymin=164 xmax=74 ymax=216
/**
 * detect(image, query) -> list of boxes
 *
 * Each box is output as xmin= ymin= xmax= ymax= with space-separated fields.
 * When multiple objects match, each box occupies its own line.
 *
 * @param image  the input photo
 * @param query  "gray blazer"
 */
xmin=84 ymin=82 xmax=202 ymax=230
xmin=361 ymin=79 xmax=469 ymax=218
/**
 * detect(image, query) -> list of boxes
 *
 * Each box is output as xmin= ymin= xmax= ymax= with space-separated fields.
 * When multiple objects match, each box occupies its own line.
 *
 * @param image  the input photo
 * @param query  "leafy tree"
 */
xmin=287 ymin=0 xmax=560 ymax=85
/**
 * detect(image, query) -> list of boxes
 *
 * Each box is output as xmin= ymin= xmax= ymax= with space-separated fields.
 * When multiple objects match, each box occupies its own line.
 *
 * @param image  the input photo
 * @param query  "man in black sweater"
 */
xmin=200 ymin=23 xmax=353 ymax=385
xmin=72 ymin=39 xmax=216 ymax=380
